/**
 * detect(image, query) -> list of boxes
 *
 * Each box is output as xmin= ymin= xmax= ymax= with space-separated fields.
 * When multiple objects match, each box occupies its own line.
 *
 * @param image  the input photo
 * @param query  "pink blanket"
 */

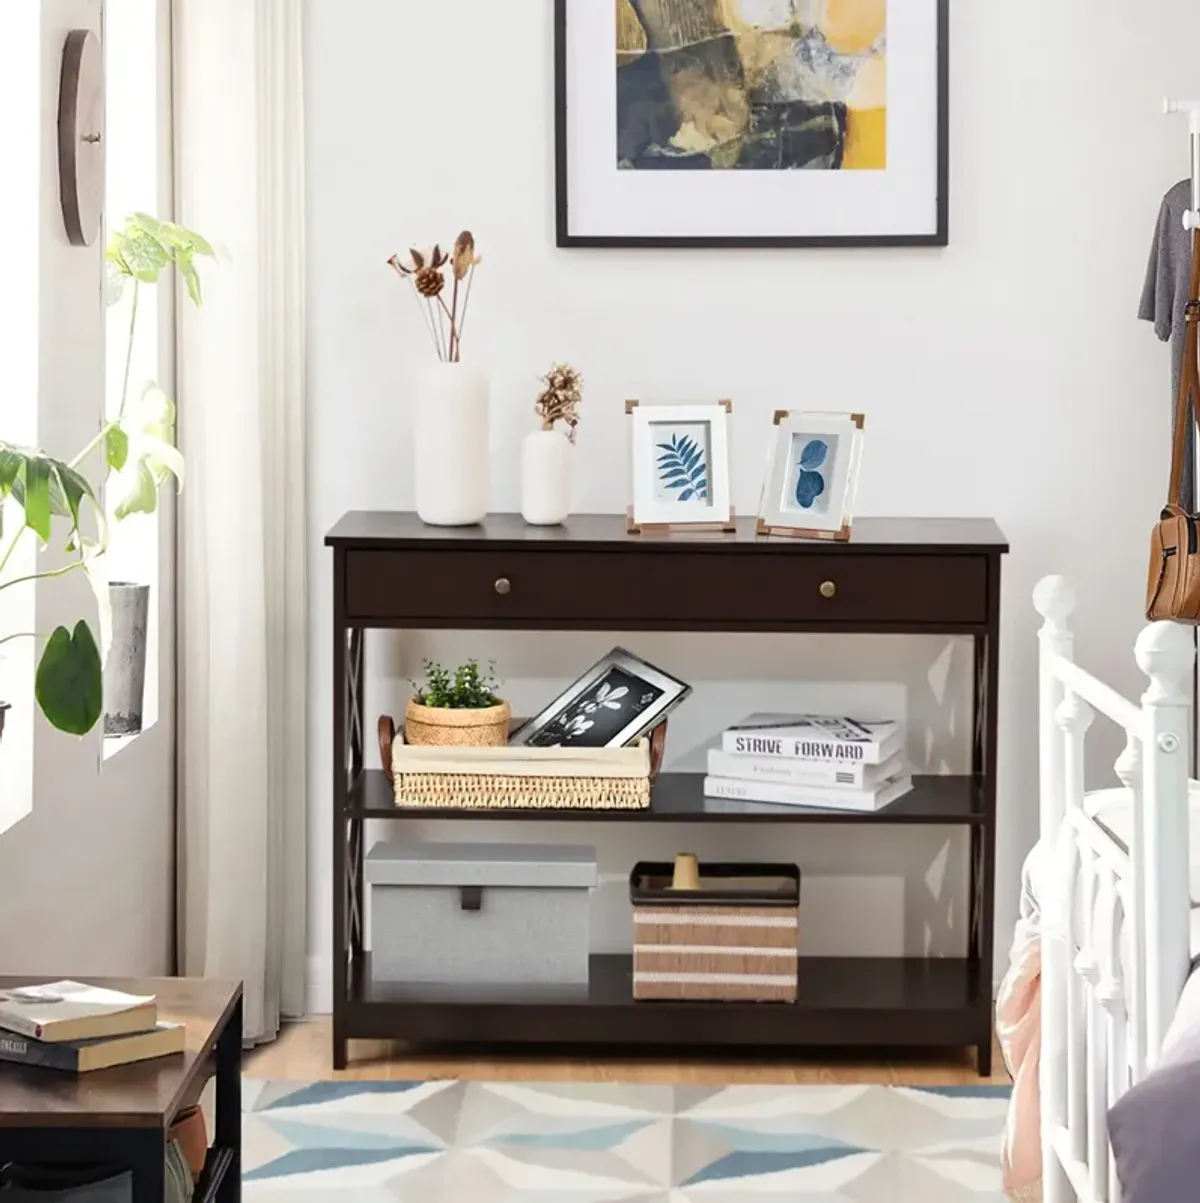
xmin=996 ymin=847 xmax=1044 ymax=1202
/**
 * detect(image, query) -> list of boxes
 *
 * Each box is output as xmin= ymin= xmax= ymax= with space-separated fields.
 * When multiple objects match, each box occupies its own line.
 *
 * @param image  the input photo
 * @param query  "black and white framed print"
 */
xmin=510 ymin=648 xmax=692 ymax=748
xmin=554 ymin=0 xmax=948 ymax=248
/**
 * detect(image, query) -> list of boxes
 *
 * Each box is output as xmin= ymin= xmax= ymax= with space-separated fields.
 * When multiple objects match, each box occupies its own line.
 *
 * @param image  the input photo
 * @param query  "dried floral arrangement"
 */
xmin=535 ymin=363 xmax=583 ymax=443
xmin=388 ymin=231 xmax=481 ymax=363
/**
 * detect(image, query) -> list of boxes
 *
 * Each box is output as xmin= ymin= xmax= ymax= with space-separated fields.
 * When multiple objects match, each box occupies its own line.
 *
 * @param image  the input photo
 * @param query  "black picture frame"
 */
xmin=554 ymin=0 xmax=950 ymax=249
xmin=509 ymin=647 xmax=692 ymax=748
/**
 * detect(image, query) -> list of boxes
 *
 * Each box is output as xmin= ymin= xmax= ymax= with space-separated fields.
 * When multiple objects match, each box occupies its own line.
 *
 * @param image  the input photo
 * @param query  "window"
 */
xmin=102 ymin=0 xmax=172 ymax=757
xmin=0 ymin=4 xmax=41 ymax=832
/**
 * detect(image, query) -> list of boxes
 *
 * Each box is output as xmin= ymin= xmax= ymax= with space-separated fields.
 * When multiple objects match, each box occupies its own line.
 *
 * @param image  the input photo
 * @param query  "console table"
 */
xmin=326 ymin=513 xmax=1007 ymax=1073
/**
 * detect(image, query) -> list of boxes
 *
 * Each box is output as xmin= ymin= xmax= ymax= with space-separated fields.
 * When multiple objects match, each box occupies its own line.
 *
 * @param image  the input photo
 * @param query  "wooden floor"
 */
xmin=244 ymin=1018 xmax=1010 ymax=1087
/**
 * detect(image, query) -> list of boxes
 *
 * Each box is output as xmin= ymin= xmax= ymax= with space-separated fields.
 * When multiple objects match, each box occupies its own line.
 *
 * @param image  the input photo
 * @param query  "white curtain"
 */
xmin=173 ymin=0 xmax=307 ymax=1043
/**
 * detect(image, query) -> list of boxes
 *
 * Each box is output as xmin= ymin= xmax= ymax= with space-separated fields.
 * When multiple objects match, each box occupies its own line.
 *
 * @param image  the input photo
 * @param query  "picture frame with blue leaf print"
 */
xmin=757 ymin=411 xmax=865 ymax=542
xmin=627 ymin=400 xmax=733 ymax=531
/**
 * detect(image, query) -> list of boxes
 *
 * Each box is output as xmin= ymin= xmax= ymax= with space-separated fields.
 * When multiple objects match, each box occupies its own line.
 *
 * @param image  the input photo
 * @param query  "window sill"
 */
xmin=101 ymin=719 xmax=158 ymax=764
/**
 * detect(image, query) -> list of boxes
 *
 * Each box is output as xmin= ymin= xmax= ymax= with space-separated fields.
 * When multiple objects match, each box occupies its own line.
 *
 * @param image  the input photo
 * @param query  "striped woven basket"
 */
xmin=630 ymin=862 xmax=800 ymax=1002
xmin=377 ymin=715 xmax=664 ymax=811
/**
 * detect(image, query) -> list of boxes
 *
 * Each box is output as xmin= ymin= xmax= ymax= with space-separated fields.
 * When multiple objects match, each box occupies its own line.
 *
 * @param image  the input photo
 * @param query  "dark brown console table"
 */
xmin=326 ymin=513 xmax=1007 ymax=1073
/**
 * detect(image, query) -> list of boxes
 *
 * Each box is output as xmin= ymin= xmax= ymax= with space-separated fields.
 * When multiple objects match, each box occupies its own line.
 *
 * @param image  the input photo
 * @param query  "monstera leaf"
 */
xmin=35 ymin=621 xmax=103 ymax=736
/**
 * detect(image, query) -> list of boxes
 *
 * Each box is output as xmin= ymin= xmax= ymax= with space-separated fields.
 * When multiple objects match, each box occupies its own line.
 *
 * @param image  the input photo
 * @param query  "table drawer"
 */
xmin=344 ymin=549 xmax=989 ymax=627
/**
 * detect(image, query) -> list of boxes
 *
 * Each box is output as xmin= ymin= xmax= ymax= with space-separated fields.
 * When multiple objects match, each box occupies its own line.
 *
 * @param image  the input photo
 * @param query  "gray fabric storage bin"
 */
xmin=366 ymin=841 xmax=597 ymax=987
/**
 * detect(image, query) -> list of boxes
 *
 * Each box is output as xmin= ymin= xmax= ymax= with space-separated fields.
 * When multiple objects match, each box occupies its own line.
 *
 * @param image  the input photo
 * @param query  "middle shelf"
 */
xmin=347 ymin=769 xmax=986 ymax=825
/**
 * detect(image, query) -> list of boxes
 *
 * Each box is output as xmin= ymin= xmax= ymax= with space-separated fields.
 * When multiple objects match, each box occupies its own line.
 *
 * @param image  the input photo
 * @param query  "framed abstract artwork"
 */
xmin=627 ymin=401 xmax=733 ymax=531
xmin=555 ymin=0 xmax=948 ymax=248
xmin=757 ymin=410 xmax=864 ymax=541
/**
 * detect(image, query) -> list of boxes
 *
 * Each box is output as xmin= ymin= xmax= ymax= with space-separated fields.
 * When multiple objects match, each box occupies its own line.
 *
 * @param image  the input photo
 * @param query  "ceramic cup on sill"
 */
xmin=104 ymin=582 xmax=150 ymax=737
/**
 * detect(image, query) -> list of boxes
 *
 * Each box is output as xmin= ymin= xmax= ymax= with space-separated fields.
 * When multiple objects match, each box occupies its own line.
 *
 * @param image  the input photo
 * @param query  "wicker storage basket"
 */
xmin=404 ymin=699 xmax=511 ymax=747
xmin=630 ymin=861 xmax=800 ymax=1002
xmin=378 ymin=715 xmax=665 ymax=811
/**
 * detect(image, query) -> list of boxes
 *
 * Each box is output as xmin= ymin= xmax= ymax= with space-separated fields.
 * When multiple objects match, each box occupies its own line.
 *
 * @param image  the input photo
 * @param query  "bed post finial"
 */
xmin=1033 ymin=574 xmax=1076 ymax=634
xmin=1134 ymin=621 xmax=1193 ymax=704
xmin=1135 ymin=620 xmax=1194 ymax=1064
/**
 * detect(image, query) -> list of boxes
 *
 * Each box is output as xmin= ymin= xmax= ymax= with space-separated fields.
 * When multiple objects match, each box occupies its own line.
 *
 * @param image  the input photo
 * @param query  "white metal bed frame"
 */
xmin=1035 ymin=575 xmax=1194 ymax=1203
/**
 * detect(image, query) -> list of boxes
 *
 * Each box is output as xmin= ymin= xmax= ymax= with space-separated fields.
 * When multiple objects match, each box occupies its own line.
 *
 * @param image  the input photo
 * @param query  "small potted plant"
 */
xmin=521 ymin=363 xmax=582 ymax=526
xmin=405 ymin=659 xmax=510 ymax=747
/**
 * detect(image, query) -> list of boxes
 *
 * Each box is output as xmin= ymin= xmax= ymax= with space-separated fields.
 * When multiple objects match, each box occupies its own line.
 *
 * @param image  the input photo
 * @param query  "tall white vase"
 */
xmin=414 ymin=362 xmax=490 ymax=526
xmin=520 ymin=429 xmax=573 ymax=525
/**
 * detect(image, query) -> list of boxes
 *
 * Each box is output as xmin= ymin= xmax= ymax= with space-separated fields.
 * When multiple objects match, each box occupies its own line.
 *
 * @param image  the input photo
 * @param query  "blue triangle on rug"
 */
xmin=683 ymin=1146 xmax=871 ymax=1185
xmin=263 ymin=1118 xmax=446 ymax=1152
xmin=914 ymin=1085 xmax=1013 ymax=1099
xmin=494 ymin=1120 xmax=653 ymax=1150
xmin=244 ymin=1144 xmax=438 ymax=1181
xmin=255 ymin=1079 xmax=426 ymax=1111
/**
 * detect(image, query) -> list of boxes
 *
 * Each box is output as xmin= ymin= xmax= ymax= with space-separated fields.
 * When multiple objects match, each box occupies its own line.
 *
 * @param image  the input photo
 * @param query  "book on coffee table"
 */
xmin=0 ymin=1022 xmax=185 ymax=1073
xmin=0 ymin=981 xmax=156 ymax=1043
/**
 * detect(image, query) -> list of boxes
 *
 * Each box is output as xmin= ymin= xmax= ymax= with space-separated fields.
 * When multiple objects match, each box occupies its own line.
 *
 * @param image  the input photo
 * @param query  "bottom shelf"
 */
xmin=345 ymin=953 xmax=988 ymax=1049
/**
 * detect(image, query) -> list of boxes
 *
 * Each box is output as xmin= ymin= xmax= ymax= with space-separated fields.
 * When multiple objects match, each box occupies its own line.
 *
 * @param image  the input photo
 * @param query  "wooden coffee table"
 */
xmin=0 ymin=977 xmax=242 ymax=1201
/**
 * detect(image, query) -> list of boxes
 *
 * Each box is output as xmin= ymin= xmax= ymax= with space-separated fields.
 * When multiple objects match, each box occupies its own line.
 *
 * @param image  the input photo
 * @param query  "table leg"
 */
xmin=128 ymin=1130 xmax=165 ymax=1202
xmin=215 ymin=993 xmax=243 ymax=1200
xmin=332 ymin=550 xmax=350 ymax=1072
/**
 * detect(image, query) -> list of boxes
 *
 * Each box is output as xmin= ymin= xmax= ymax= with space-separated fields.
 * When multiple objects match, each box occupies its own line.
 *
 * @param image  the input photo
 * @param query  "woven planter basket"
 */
xmin=404 ymin=698 xmax=511 ymax=747
xmin=378 ymin=714 xmax=665 ymax=811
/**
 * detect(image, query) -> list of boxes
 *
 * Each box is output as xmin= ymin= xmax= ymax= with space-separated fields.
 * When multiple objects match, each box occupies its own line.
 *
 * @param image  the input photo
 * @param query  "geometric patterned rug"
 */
xmin=243 ymin=1079 xmax=1011 ymax=1200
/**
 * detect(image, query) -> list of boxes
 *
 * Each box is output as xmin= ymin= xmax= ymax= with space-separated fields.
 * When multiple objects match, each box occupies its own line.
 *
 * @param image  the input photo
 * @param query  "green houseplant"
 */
xmin=0 ymin=214 xmax=211 ymax=739
xmin=404 ymin=658 xmax=510 ymax=747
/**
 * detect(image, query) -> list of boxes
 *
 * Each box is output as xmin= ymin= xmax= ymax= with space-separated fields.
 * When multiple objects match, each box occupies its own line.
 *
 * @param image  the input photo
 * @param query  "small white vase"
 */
xmin=520 ymin=429 xmax=573 ymax=525
xmin=414 ymin=362 xmax=490 ymax=526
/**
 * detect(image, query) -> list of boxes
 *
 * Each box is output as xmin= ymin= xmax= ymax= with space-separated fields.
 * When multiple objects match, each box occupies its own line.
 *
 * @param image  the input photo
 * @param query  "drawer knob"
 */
xmin=494 ymin=577 xmax=512 ymax=596
xmin=819 ymin=580 xmax=837 ymax=599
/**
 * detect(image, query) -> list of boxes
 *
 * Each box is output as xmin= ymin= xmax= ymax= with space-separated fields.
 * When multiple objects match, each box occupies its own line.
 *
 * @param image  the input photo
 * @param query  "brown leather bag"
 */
xmin=1147 ymin=228 xmax=1200 ymax=622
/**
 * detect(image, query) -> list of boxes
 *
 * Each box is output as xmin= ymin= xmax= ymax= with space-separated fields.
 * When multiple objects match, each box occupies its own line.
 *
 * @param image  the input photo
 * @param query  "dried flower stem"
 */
xmin=455 ymin=264 xmax=477 ymax=354
xmin=448 ymin=274 xmax=461 ymax=362
xmin=409 ymin=287 xmax=441 ymax=358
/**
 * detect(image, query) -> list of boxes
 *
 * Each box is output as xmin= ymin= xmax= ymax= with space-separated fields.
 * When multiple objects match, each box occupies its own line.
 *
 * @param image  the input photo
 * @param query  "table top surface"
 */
xmin=326 ymin=512 xmax=1009 ymax=553
xmin=0 ymin=977 xmax=241 ymax=1129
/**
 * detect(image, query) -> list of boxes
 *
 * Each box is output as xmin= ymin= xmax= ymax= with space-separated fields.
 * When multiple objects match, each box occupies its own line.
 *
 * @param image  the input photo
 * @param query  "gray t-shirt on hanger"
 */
xmin=1140 ymin=178 xmax=1195 ymax=510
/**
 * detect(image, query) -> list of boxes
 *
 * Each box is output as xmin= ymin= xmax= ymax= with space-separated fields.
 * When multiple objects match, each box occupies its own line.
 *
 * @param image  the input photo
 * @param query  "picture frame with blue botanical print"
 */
xmin=627 ymin=400 xmax=733 ymax=532
xmin=757 ymin=411 xmax=865 ymax=542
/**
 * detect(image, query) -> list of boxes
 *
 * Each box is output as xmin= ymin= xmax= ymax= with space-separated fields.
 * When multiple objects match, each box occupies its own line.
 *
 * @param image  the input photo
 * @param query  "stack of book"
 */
xmin=704 ymin=713 xmax=913 ymax=811
xmin=0 ymin=981 xmax=185 ymax=1072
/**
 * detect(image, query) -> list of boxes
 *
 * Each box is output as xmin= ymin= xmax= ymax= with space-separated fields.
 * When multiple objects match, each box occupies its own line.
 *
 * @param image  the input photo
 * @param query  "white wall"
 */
xmin=0 ymin=0 xmax=175 ymax=977
xmin=304 ymin=0 xmax=1200 ymax=1007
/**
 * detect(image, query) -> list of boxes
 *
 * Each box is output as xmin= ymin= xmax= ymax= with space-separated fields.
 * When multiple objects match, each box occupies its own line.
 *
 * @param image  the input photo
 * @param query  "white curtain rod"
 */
xmin=1165 ymin=97 xmax=1200 ymax=228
